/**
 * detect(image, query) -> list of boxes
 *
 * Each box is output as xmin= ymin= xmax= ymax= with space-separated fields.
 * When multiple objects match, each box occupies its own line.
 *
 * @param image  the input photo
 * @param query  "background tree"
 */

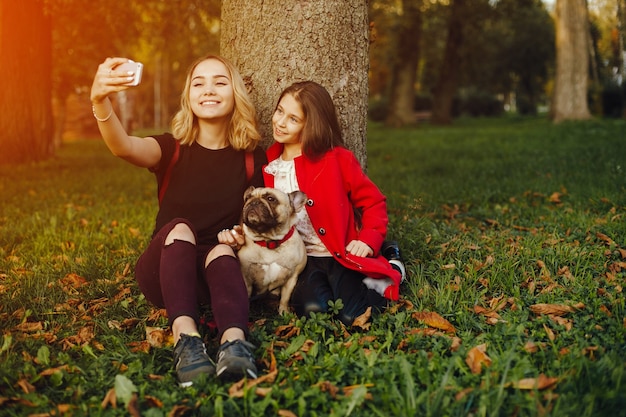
xmin=551 ymin=0 xmax=592 ymax=122
xmin=384 ymin=0 xmax=423 ymax=127
xmin=49 ymin=0 xmax=220 ymax=141
xmin=492 ymin=0 xmax=555 ymax=115
xmin=220 ymin=0 xmax=370 ymax=166
xmin=0 ymin=1 xmax=53 ymax=164
xmin=430 ymin=0 xmax=469 ymax=125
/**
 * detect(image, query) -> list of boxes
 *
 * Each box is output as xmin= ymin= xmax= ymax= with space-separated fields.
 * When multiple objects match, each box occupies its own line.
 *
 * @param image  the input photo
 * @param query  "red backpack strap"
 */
xmin=158 ymin=140 xmax=180 ymax=205
xmin=245 ymin=151 xmax=254 ymax=182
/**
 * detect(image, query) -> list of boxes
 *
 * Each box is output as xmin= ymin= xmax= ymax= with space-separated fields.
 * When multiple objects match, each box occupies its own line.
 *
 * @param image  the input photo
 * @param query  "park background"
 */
xmin=0 ymin=1 xmax=625 ymax=416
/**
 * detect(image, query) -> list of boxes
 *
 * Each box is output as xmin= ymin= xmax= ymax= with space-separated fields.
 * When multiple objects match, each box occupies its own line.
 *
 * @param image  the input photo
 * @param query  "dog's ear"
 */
xmin=243 ymin=186 xmax=256 ymax=201
xmin=288 ymin=191 xmax=307 ymax=212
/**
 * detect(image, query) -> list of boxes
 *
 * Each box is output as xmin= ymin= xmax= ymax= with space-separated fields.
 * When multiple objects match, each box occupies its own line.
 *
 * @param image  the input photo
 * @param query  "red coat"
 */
xmin=264 ymin=143 xmax=401 ymax=300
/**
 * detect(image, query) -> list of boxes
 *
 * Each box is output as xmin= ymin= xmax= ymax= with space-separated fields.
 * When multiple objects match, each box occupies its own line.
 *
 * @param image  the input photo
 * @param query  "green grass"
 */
xmin=1 ymin=117 xmax=625 ymax=416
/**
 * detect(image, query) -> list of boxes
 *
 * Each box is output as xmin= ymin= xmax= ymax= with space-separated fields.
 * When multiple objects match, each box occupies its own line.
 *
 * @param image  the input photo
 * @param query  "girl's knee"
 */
xmin=204 ymin=244 xmax=236 ymax=267
xmin=165 ymin=222 xmax=196 ymax=246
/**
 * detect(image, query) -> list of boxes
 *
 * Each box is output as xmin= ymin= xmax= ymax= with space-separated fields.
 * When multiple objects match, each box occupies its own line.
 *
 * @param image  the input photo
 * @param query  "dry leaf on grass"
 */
xmin=145 ymin=326 xmax=173 ymax=348
xmin=352 ymin=307 xmax=372 ymax=330
xmin=465 ymin=343 xmax=492 ymax=374
xmin=228 ymin=369 xmax=278 ymax=398
xmin=412 ymin=311 xmax=456 ymax=333
xmin=473 ymin=305 xmax=502 ymax=325
xmin=101 ymin=388 xmax=116 ymax=409
xmin=509 ymin=374 xmax=559 ymax=390
xmin=530 ymin=303 xmax=585 ymax=316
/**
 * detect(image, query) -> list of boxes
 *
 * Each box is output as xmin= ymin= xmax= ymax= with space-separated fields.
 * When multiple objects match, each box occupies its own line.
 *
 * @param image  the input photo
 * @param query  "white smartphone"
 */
xmin=115 ymin=60 xmax=143 ymax=86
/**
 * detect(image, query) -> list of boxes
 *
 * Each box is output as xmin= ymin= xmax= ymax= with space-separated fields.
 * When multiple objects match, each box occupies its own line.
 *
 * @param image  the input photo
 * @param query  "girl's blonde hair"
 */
xmin=171 ymin=55 xmax=260 ymax=151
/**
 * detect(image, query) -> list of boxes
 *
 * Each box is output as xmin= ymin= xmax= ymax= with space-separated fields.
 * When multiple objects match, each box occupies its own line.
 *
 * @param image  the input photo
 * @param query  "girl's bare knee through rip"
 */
xmin=204 ymin=244 xmax=236 ymax=268
xmin=164 ymin=222 xmax=196 ymax=246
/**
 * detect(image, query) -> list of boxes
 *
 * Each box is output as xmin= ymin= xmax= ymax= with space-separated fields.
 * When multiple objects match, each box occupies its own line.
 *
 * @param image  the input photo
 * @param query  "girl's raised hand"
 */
xmin=90 ymin=57 xmax=138 ymax=104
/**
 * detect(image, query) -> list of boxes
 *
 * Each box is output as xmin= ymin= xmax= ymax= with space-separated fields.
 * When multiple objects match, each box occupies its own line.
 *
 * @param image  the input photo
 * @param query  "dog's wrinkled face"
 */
xmin=242 ymin=187 xmax=302 ymax=236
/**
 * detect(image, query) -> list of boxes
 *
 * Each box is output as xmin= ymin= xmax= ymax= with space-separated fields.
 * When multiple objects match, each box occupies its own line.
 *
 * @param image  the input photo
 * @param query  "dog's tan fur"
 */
xmin=237 ymin=187 xmax=307 ymax=314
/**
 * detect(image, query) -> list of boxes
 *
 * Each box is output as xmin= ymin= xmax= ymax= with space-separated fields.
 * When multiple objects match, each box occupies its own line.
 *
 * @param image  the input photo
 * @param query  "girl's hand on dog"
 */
xmin=218 ymin=225 xmax=245 ymax=250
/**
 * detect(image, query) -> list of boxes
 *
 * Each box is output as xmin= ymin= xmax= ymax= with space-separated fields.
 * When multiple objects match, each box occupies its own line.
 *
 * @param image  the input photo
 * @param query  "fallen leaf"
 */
xmin=543 ymin=323 xmax=556 ymax=341
xmin=39 ymin=365 xmax=71 ymax=376
xmin=387 ymin=298 xmax=414 ymax=314
xmin=596 ymin=232 xmax=616 ymax=246
xmin=548 ymin=315 xmax=573 ymax=331
xmin=144 ymin=395 xmax=163 ymax=408
xmin=530 ymin=303 xmax=584 ymax=316
xmin=145 ymin=327 xmax=173 ymax=348
xmin=315 ymin=381 xmax=340 ymax=398
xmin=168 ymin=404 xmax=192 ymax=417
xmin=450 ymin=337 xmax=462 ymax=352
xmin=412 ymin=311 xmax=456 ymax=333
xmin=127 ymin=393 xmax=140 ymax=417
xmin=511 ymin=374 xmax=558 ymax=390
xmin=473 ymin=305 xmax=501 ymax=320
xmin=455 ymin=387 xmax=474 ymax=401
xmin=127 ymin=340 xmax=150 ymax=354
xmin=16 ymin=378 xmax=35 ymax=394
xmin=278 ymin=410 xmax=298 ymax=417
xmin=60 ymin=273 xmax=88 ymax=290
xmin=100 ymin=388 xmax=117 ymax=408
xmin=465 ymin=343 xmax=492 ymax=374
xmin=523 ymin=341 xmax=546 ymax=353
xmin=228 ymin=369 xmax=278 ymax=398
xmin=352 ymin=307 xmax=372 ymax=330
xmin=549 ymin=192 xmax=562 ymax=204
xmin=275 ymin=324 xmax=300 ymax=339
xmin=15 ymin=321 xmax=43 ymax=333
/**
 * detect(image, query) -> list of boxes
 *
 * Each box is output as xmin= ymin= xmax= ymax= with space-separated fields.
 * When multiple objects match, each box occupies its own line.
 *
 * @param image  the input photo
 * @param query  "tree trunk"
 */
xmin=431 ymin=0 xmax=466 ymax=125
xmin=220 ymin=0 xmax=370 ymax=167
xmin=385 ymin=0 xmax=423 ymax=128
xmin=0 ymin=1 xmax=53 ymax=164
xmin=551 ymin=0 xmax=592 ymax=123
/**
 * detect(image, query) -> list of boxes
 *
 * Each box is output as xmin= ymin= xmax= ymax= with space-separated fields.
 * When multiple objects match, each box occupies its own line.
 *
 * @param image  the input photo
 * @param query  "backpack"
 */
xmin=158 ymin=140 xmax=254 ymax=205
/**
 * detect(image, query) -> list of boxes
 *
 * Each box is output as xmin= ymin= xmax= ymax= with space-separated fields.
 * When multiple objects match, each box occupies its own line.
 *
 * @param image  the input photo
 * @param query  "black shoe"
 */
xmin=216 ymin=339 xmax=258 ymax=381
xmin=381 ymin=240 xmax=406 ymax=283
xmin=173 ymin=333 xmax=216 ymax=387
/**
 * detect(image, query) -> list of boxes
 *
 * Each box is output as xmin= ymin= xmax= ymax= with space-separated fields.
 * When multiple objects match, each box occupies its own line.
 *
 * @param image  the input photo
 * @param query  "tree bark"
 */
xmin=220 ymin=0 xmax=370 ymax=167
xmin=431 ymin=0 xmax=466 ymax=125
xmin=551 ymin=0 xmax=592 ymax=123
xmin=384 ymin=0 xmax=423 ymax=128
xmin=0 ymin=1 xmax=54 ymax=164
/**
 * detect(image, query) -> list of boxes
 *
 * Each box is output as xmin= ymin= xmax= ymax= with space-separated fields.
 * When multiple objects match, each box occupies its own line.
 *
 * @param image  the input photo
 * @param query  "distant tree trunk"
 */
xmin=220 ymin=0 xmax=370 ymax=167
xmin=0 ymin=1 xmax=53 ymax=164
xmin=385 ymin=0 xmax=423 ymax=128
xmin=551 ymin=0 xmax=592 ymax=123
xmin=431 ymin=0 xmax=466 ymax=125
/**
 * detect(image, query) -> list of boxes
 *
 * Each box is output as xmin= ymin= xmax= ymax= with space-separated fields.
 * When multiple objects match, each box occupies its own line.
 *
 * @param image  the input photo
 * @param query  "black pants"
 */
xmin=290 ymin=256 xmax=388 ymax=326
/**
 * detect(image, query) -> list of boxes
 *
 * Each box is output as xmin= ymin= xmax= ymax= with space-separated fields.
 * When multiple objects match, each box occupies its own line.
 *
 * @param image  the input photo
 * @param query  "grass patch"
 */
xmin=1 ymin=117 xmax=625 ymax=416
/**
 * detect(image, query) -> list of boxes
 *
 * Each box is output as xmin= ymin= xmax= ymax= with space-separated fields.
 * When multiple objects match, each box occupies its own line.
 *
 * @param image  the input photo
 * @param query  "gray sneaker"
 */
xmin=216 ymin=340 xmax=258 ymax=381
xmin=173 ymin=333 xmax=216 ymax=387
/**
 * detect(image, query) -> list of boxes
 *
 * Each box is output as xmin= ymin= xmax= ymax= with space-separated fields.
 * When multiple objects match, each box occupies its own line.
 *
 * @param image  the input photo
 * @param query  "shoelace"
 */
xmin=219 ymin=340 xmax=255 ymax=360
xmin=178 ymin=337 xmax=207 ymax=364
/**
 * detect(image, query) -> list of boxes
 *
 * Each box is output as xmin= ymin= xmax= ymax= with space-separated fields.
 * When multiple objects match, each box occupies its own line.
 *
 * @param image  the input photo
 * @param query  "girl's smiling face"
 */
xmin=272 ymin=93 xmax=305 ymax=145
xmin=189 ymin=58 xmax=234 ymax=120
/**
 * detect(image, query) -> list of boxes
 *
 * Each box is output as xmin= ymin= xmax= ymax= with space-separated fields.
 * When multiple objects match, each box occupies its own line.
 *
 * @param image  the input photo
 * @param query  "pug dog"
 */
xmin=237 ymin=186 xmax=307 ymax=314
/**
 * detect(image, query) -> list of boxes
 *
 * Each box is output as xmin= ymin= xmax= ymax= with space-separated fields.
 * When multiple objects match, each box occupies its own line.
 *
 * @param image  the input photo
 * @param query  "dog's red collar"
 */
xmin=253 ymin=226 xmax=296 ymax=250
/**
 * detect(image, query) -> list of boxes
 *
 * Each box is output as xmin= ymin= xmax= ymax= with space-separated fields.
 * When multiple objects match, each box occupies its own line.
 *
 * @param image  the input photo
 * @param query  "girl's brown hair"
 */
xmin=171 ymin=55 xmax=260 ymax=151
xmin=276 ymin=81 xmax=343 ymax=160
